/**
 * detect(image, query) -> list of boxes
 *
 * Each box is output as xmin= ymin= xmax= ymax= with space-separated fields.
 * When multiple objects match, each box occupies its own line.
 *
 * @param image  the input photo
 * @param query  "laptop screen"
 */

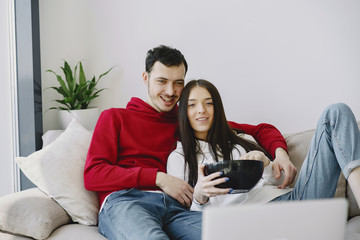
xmin=202 ymin=198 xmax=347 ymax=240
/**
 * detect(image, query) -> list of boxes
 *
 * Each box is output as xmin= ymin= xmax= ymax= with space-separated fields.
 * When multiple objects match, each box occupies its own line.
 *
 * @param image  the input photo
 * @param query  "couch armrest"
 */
xmin=0 ymin=188 xmax=71 ymax=239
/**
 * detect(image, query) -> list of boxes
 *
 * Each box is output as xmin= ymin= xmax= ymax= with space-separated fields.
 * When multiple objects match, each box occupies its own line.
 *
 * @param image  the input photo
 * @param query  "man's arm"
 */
xmin=228 ymin=121 xmax=296 ymax=187
xmin=228 ymin=121 xmax=287 ymax=158
xmin=84 ymin=109 xmax=158 ymax=192
xmin=273 ymin=147 xmax=297 ymax=188
xmin=156 ymin=172 xmax=193 ymax=207
xmin=84 ymin=109 xmax=193 ymax=206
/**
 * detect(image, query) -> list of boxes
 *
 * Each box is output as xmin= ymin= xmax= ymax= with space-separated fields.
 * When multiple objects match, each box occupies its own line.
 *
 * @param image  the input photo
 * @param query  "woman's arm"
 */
xmin=167 ymin=150 xmax=229 ymax=211
xmin=166 ymin=148 xmax=188 ymax=181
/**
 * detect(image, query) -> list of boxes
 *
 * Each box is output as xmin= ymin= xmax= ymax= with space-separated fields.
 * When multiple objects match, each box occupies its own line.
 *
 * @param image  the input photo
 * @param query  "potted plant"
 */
xmin=46 ymin=60 xmax=113 ymax=130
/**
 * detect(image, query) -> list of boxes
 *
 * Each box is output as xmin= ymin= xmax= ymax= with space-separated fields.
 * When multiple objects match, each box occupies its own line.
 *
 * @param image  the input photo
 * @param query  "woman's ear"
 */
xmin=143 ymin=71 xmax=149 ymax=86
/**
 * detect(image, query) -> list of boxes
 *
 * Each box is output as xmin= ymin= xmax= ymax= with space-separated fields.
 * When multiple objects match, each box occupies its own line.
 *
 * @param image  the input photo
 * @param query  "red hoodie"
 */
xmin=84 ymin=97 xmax=287 ymax=206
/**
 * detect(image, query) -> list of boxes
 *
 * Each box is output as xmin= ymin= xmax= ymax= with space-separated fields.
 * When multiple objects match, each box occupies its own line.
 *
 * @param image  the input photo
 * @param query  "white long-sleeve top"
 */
xmin=167 ymin=138 xmax=292 ymax=211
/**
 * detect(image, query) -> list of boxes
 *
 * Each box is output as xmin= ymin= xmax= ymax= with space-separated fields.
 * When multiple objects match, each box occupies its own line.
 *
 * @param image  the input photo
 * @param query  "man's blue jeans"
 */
xmin=273 ymin=103 xmax=360 ymax=201
xmin=99 ymin=188 xmax=202 ymax=240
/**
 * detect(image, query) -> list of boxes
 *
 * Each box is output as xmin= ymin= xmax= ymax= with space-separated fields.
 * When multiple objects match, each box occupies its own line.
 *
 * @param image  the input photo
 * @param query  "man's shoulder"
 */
xmin=101 ymin=107 xmax=127 ymax=115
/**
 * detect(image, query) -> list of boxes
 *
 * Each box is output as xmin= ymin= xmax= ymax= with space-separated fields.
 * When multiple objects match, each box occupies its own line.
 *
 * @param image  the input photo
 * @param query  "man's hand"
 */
xmin=240 ymin=150 xmax=271 ymax=167
xmin=273 ymin=148 xmax=297 ymax=188
xmin=156 ymin=172 xmax=194 ymax=207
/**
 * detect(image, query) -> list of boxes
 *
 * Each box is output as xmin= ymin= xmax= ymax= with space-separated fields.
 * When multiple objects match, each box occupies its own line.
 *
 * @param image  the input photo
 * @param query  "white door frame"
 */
xmin=1 ymin=0 xmax=21 ymax=195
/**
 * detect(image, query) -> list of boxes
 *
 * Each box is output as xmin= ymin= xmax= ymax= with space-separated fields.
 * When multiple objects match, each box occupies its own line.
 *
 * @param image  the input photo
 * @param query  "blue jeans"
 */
xmin=98 ymin=188 xmax=202 ymax=240
xmin=273 ymin=103 xmax=360 ymax=201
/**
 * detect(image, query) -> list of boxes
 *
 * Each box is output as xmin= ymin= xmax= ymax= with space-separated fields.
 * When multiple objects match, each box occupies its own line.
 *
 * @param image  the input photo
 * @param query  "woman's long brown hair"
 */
xmin=178 ymin=79 xmax=271 ymax=187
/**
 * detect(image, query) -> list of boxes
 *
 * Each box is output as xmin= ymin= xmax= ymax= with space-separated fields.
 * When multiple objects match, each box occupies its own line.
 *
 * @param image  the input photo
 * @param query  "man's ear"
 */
xmin=143 ymin=71 xmax=149 ymax=86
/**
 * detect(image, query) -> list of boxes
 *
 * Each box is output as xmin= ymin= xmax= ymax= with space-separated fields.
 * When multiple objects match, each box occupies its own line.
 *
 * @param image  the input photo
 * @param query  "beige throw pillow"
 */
xmin=16 ymin=119 xmax=99 ymax=225
xmin=0 ymin=188 xmax=71 ymax=239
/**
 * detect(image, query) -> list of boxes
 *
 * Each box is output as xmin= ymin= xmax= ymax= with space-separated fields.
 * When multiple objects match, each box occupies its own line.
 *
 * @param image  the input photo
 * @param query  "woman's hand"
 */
xmin=240 ymin=150 xmax=270 ymax=167
xmin=194 ymin=164 xmax=231 ymax=204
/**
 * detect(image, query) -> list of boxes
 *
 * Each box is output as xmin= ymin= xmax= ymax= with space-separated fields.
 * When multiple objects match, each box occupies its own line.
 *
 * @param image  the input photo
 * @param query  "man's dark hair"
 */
xmin=145 ymin=45 xmax=188 ymax=74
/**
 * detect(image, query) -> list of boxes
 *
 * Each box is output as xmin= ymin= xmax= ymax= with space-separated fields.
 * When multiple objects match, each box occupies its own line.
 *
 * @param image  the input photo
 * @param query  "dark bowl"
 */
xmin=204 ymin=160 xmax=264 ymax=193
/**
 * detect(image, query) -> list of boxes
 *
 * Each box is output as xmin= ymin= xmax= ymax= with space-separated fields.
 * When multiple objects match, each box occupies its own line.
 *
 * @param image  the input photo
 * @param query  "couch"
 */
xmin=1 ymin=120 xmax=360 ymax=239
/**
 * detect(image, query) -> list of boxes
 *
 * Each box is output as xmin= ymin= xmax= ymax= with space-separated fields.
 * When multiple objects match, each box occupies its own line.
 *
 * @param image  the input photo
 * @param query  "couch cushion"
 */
xmin=0 ymin=188 xmax=70 ymax=239
xmin=284 ymin=129 xmax=346 ymax=198
xmin=47 ymin=224 xmax=106 ymax=240
xmin=348 ymin=187 xmax=360 ymax=218
xmin=345 ymin=216 xmax=360 ymax=240
xmin=16 ymin=119 xmax=99 ymax=226
xmin=347 ymin=122 xmax=360 ymax=218
xmin=0 ymin=231 xmax=32 ymax=240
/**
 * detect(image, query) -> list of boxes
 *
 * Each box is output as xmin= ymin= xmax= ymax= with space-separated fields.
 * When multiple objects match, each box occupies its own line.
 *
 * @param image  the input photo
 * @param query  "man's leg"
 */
xmin=99 ymin=189 xmax=169 ymax=240
xmin=164 ymin=194 xmax=202 ymax=240
xmin=274 ymin=103 xmax=360 ymax=201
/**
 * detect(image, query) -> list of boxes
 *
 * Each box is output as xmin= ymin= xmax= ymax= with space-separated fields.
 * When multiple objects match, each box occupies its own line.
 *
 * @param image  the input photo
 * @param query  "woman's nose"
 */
xmin=197 ymin=104 xmax=205 ymax=113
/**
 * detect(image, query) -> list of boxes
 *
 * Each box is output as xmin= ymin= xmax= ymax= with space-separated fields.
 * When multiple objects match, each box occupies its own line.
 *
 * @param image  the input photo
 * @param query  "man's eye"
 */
xmin=175 ymin=81 xmax=184 ymax=86
xmin=157 ymin=80 xmax=165 ymax=84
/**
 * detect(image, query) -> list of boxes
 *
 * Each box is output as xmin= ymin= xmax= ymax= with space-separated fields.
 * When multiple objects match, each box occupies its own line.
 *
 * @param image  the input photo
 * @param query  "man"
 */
xmin=84 ymin=45 xmax=296 ymax=239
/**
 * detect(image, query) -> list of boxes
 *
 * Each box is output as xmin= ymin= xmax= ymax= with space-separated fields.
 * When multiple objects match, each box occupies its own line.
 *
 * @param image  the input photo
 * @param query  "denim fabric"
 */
xmin=273 ymin=103 xmax=360 ymax=201
xmin=98 ymin=188 xmax=202 ymax=240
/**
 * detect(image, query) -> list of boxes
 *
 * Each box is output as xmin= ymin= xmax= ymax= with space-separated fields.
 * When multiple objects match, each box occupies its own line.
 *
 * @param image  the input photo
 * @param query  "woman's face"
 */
xmin=187 ymin=86 xmax=214 ymax=140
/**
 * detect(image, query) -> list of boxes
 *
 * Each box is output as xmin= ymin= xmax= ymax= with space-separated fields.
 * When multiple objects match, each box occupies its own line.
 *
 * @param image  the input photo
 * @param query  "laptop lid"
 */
xmin=202 ymin=198 xmax=348 ymax=240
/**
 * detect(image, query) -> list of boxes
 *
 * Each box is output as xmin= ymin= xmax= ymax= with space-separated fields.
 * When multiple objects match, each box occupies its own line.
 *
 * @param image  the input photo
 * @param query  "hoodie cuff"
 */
xmin=270 ymin=141 xmax=288 ymax=159
xmin=137 ymin=168 xmax=159 ymax=187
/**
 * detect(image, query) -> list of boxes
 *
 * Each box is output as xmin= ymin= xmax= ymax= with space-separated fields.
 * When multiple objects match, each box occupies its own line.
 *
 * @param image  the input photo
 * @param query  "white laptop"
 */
xmin=202 ymin=198 xmax=348 ymax=240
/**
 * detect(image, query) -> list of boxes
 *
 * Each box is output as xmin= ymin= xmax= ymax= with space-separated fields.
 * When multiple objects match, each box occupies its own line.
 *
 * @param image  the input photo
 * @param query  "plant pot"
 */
xmin=58 ymin=108 xmax=100 ymax=130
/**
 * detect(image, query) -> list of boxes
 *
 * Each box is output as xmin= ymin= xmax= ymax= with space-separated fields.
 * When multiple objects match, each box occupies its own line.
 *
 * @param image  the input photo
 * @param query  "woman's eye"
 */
xmin=188 ymin=103 xmax=195 ymax=107
xmin=206 ymin=102 xmax=213 ymax=105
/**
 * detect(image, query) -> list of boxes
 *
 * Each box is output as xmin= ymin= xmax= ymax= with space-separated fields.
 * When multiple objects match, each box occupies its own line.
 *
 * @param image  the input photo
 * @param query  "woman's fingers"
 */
xmin=207 ymin=175 xmax=228 ymax=186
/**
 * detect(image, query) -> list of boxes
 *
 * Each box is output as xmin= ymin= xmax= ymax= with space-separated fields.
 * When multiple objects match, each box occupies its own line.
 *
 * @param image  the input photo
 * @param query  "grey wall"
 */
xmin=40 ymin=0 xmax=360 ymax=134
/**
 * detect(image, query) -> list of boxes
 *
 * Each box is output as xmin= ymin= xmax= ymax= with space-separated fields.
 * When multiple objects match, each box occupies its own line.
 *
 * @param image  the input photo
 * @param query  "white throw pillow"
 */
xmin=16 ymin=119 xmax=99 ymax=225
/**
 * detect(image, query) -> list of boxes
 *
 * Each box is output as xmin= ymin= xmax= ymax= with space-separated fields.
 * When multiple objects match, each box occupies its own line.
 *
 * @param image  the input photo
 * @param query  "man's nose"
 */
xmin=165 ymin=83 xmax=175 ymax=96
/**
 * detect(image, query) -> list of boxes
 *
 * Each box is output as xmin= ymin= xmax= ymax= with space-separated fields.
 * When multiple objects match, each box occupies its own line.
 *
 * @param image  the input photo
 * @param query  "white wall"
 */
xmin=0 ymin=0 xmax=16 ymax=197
xmin=40 ymin=0 xmax=360 ymax=134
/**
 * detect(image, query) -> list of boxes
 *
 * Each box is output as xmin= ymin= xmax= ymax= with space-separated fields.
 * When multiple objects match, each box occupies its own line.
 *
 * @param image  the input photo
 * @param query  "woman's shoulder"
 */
xmin=169 ymin=141 xmax=184 ymax=156
xmin=167 ymin=142 xmax=186 ymax=171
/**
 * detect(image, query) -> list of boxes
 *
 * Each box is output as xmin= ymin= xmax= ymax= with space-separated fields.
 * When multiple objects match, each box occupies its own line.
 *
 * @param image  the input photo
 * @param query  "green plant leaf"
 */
xmin=55 ymin=100 xmax=71 ymax=109
xmin=46 ymin=60 xmax=113 ymax=111
xmin=73 ymin=63 xmax=78 ymax=86
xmin=47 ymin=70 xmax=70 ymax=97
xmin=63 ymin=61 xmax=75 ymax=96
xmin=96 ymin=66 xmax=114 ymax=84
xmin=79 ymin=62 xmax=86 ymax=85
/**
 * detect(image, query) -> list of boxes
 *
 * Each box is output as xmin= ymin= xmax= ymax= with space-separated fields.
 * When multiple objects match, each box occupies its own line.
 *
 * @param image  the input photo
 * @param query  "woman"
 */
xmin=167 ymin=79 xmax=360 ymax=211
